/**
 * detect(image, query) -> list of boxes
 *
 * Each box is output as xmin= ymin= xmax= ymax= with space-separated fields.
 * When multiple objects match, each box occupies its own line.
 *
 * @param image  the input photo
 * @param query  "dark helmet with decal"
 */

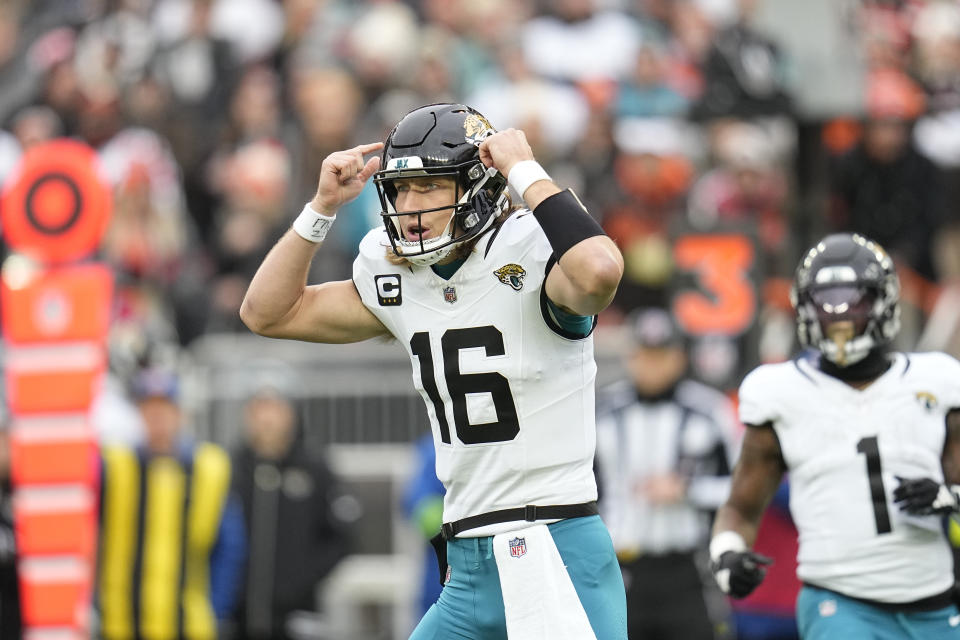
xmin=373 ymin=103 xmax=509 ymax=266
xmin=790 ymin=233 xmax=901 ymax=366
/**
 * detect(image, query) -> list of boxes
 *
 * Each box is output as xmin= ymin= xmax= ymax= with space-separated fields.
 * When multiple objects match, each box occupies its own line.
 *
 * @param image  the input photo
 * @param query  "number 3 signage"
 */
xmin=671 ymin=233 xmax=758 ymax=337
xmin=671 ymin=232 xmax=760 ymax=389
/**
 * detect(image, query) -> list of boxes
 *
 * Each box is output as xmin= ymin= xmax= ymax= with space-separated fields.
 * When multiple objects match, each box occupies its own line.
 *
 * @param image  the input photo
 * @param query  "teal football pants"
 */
xmin=797 ymin=584 xmax=960 ymax=639
xmin=409 ymin=514 xmax=627 ymax=639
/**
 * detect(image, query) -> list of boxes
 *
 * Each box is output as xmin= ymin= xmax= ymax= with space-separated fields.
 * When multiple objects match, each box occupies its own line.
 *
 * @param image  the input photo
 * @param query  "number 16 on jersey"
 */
xmin=410 ymin=326 xmax=520 ymax=445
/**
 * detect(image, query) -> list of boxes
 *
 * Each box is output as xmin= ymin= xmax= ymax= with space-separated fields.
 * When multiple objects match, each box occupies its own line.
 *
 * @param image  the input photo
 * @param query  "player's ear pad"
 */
xmin=465 ymin=191 xmax=494 ymax=230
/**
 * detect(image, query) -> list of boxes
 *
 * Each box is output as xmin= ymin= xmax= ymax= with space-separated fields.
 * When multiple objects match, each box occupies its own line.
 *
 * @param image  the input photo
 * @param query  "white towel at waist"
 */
xmin=492 ymin=523 xmax=597 ymax=639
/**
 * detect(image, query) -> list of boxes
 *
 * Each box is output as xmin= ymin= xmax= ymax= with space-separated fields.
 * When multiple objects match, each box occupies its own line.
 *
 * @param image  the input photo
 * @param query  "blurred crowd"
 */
xmin=0 ymin=0 xmax=955 ymax=369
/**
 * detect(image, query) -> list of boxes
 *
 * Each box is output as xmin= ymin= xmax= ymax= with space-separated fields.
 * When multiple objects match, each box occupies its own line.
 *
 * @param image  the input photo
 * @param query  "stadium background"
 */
xmin=2 ymin=0 xmax=960 ymax=638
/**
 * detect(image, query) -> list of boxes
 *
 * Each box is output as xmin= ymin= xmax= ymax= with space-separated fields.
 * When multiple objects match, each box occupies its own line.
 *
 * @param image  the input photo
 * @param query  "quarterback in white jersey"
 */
xmin=710 ymin=233 xmax=960 ymax=640
xmin=353 ymin=212 xmax=599 ymax=528
xmin=241 ymin=104 xmax=627 ymax=639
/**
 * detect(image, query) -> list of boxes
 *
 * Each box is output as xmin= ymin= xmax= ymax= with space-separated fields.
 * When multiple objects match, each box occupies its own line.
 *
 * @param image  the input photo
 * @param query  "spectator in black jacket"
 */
xmin=691 ymin=0 xmax=792 ymax=121
xmin=231 ymin=382 xmax=349 ymax=640
xmin=828 ymin=69 xmax=945 ymax=282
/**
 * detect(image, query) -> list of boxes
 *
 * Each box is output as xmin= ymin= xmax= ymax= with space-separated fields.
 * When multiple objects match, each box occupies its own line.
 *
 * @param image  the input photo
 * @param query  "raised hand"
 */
xmin=311 ymin=142 xmax=384 ymax=215
xmin=478 ymin=129 xmax=534 ymax=178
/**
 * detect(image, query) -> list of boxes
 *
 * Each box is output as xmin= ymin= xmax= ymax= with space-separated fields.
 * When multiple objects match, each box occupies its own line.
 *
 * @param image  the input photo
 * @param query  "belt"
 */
xmin=441 ymin=501 xmax=598 ymax=539
xmin=803 ymin=583 xmax=955 ymax=613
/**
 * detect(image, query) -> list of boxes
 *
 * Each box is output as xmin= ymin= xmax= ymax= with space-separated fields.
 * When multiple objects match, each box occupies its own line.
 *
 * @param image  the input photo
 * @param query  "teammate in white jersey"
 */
xmin=240 ymin=104 xmax=627 ymax=639
xmin=709 ymin=233 xmax=960 ymax=639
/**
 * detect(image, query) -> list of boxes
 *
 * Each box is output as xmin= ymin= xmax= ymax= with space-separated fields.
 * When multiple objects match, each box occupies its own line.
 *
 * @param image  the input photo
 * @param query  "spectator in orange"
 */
xmin=603 ymin=117 xmax=695 ymax=311
xmin=687 ymin=120 xmax=790 ymax=275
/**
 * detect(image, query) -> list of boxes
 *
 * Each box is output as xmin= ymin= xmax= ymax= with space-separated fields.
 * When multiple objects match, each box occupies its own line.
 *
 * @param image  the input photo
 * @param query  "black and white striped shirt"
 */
xmin=595 ymin=379 xmax=740 ymax=556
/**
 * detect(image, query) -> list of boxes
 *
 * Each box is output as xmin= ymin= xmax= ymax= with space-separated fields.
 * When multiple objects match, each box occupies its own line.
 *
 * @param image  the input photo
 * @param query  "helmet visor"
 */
xmin=810 ymin=285 xmax=875 ymax=332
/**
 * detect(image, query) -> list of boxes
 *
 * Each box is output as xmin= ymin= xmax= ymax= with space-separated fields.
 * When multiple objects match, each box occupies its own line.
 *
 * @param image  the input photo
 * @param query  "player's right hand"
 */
xmin=894 ymin=476 xmax=960 ymax=515
xmin=710 ymin=550 xmax=773 ymax=599
xmin=478 ymin=128 xmax=534 ymax=178
xmin=311 ymin=142 xmax=383 ymax=216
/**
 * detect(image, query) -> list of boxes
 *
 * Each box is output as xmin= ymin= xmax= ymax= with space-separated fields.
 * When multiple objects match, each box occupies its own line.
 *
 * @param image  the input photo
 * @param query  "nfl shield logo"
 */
xmin=443 ymin=286 xmax=457 ymax=304
xmin=508 ymin=537 xmax=527 ymax=558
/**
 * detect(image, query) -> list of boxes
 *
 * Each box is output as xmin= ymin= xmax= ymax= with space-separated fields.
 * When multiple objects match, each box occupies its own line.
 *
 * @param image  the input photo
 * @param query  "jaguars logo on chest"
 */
xmin=494 ymin=264 xmax=526 ymax=291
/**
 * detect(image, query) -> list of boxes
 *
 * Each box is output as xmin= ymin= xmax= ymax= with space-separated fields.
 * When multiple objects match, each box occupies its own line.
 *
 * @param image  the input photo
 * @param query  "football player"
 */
xmin=240 ymin=104 xmax=627 ymax=639
xmin=709 ymin=233 xmax=960 ymax=639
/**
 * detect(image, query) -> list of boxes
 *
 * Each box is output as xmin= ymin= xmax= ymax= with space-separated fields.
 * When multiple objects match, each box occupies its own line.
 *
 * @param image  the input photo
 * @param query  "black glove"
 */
xmin=894 ymin=476 xmax=960 ymax=515
xmin=710 ymin=550 xmax=773 ymax=599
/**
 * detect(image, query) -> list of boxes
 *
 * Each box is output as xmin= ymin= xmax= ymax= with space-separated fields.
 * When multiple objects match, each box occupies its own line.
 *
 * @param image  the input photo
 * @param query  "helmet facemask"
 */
xmin=800 ymin=284 xmax=879 ymax=366
xmin=372 ymin=103 xmax=509 ymax=267
xmin=375 ymin=158 xmax=506 ymax=267
xmin=791 ymin=234 xmax=902 ymax=367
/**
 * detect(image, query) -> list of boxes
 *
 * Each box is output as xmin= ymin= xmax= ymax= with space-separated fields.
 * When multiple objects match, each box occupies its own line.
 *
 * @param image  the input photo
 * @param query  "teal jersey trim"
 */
xmin=547 ymin=298 xmax=593 ymax=338
xmin=431 ymin=258 xmax=466 ymax=280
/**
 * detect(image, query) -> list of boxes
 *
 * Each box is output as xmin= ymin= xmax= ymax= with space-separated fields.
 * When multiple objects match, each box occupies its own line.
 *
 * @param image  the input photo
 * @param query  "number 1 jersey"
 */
xmin=738 ymin=352 xmax=960 ymax=603
xmin=352 ymin=213 xmax=599 ymax=535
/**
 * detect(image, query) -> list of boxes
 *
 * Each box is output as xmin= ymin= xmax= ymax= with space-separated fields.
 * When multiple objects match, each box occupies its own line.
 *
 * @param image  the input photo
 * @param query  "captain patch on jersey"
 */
xmin=374 ymin=273 xmax=402 ymax=306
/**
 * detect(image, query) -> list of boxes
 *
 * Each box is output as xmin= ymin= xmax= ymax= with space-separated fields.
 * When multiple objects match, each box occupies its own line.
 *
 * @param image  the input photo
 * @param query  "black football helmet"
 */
xmin=790 ymin=233 xmax=901 ymax=366
xmin=373 ymin=103 xmax=509 ymax=266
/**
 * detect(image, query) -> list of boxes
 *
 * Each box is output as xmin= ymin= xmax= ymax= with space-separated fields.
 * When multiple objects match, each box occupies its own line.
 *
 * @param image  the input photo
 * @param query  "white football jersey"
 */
xmin=353 ymin=213 xmax=598 ymax=535
xmin=739 ymin=352 xmax=960 ymax=603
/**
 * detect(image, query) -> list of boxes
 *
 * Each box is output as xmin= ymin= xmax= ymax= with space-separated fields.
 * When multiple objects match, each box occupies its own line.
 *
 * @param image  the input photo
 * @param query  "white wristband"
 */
xmin=507 ymin=160 xmax=551 ymax=201
xmin=933 ymin=484 xmax=960 ymax=511
xmin=709 ymin=530 xmax=747 ymax=562
xmin=292 ymin=202 xmax=336 ymax=243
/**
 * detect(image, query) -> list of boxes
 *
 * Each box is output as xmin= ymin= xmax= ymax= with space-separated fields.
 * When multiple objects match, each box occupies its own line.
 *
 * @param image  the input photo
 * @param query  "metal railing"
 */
xmin=182 ymin=329 xmax=629 ymax=453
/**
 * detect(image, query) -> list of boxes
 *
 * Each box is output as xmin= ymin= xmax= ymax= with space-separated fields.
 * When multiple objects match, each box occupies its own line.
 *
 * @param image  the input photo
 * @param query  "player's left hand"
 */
xmin=893 ymin=476 xmax=960 ymax=515
xmin=478 ymin=128 xmax=534 ymax=178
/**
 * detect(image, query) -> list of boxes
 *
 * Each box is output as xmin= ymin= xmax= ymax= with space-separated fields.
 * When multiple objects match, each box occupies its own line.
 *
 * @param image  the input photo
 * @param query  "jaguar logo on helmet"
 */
xmin=464 ymin=113 xmax=493 ymax=146
xmin=494 ymin=264 xmax=526 ymax=291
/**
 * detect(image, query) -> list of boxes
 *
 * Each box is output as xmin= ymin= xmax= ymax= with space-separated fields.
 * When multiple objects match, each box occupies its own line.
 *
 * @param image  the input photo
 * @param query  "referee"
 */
xmin=596 ymin=307 xmax=739 ymax=640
